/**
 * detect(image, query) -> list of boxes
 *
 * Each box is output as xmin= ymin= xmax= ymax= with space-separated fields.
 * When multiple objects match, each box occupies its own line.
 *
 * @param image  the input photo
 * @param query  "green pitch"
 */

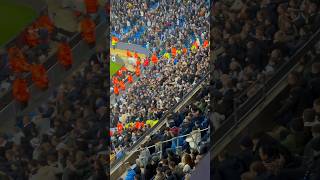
xmin=110 ymin=60 xmax=122 ymax=77
xmin=0 ymin=0 xmax=37 ymax=46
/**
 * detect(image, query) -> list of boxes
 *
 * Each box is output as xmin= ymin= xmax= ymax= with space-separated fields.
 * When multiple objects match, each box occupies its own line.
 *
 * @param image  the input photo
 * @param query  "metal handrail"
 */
xmin=132 ymin=127 xmax=209 ymax=153
xmin=212 ymin=27 xmax=320 ymax=154
xmin=110 ymin=71 xmax=210 ymax=170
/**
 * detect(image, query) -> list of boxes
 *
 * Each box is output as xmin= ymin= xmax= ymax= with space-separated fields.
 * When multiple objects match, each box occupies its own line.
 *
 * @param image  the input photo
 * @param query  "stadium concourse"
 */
xmin=110 ymin=0 xmax=210 ymax=179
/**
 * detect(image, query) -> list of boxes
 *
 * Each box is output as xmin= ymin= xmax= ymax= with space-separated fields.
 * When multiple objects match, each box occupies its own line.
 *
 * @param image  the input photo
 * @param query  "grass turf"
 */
xmin=110 ymin=60 xmax=123 ymax=77
xmin=0 ymin=0 xmax=37 ymax=46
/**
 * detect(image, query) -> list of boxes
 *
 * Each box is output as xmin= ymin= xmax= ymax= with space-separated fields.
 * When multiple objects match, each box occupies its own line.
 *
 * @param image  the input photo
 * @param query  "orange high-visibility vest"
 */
xmin=140 ymin=121 xmax=145 ymax=128
xmin=134 ymin=52 xmax=139 ymax=59
xmin=114 ymin=85 xmax=119 ymax=95
xmin=151 ymin=54 xmax=158 ymax=64
xmin=182 ymin=48 xmax=187 ymax=55
xmin=117 ymin=69 xmax=122 ymax=76
xmin=171 ymin=47 xmax=177 ymax=57
xmin=120 ymin=66 xmax=127 ymax=72
xmin=37 ymin=15 xmax=54 ymax=33
xmin=136 ymin=59 xmax=141 ymax=66
xmin=30 ymin=64 xmax=49 ymax=90
xmin=81 ymin=17 xmax=96 ymax=44
xmin=117 ymin=122 xmax=123 ymax=134
xmin=12 ymin=78 xmax=30 ymax=103
xmin=127 ymin=50 xmax=132 ymax=57
xmin=25 ymin=27 xmax=39 ymax=47
xmin=85 ymin=0 xmax=98 ymax=14
xmin=135 ymin=67 xmax=141 ymax=76
xmin=9 ymin=54 xmax=30 ymax=73
xmin=8 ymin=47 xmax=23 ymax=59
xmin=203 ymin=40 xmax=209 ymax=48
xmin=119 ymin=80 xmax=125 ymax=91
xmin=128 ymin=74 xmax=133 ymax=83
xmin=113 ymin=77 xmax=119 ymax=85
xmin=57 ymin=42 xmax=73 ymax=67
xmin=135 ymin=122 xmax=140 ymax=129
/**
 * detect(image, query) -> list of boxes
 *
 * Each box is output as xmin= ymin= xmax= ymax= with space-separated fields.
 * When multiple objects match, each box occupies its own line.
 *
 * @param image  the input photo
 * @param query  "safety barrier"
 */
xmin=114 ymin=127 xmax=210 ymax=179
xmin=134 ymin=127 xmax=209 ymax=154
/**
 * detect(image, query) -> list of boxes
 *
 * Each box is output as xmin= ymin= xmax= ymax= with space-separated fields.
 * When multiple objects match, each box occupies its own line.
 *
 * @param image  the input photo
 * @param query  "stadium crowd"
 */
xmin=0 ymin=48 xmax=108 ymax=179
xmin=122 ymin=87 xmax=210 ymax=180
xmin=211 ymin=0 xmax=320 ymax=130
xmin=214 ymin=41 xmax=320 ymax=180
xmin=110 ymin=0 xmax=210 ymax=162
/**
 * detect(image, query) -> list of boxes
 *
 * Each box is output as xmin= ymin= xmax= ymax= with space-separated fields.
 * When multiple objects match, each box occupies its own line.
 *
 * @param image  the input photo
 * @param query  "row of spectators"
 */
xmin=122 ymin=87 xmax=210 ymax=180
xmin=211 ymin=0 xmax=320 ymax=131
xmin=110 ymin=0 xmax=210 ymax=162
xmin=0 ymin=49 xmax=108 ymax=180
xmin=214 ymin=41 xmax=320 ymax=180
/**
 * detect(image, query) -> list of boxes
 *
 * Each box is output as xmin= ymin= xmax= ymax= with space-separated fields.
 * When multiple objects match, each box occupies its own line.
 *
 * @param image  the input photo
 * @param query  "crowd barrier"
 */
xmin=113 ymin=127 xmax=210 ymax=179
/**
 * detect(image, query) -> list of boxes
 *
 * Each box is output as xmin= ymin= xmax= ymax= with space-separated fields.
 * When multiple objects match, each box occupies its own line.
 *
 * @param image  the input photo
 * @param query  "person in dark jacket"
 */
xmin=237 ymin=136 xmax=254 ymax=172
xmin=276 ymin=71 xmax=312 ymax=126
xmin=214 ymin=150 xmax=243 ymax=180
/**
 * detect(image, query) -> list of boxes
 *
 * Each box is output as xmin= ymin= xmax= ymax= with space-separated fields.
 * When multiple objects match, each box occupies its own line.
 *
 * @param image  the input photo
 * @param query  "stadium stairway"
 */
xmin=210 ymin=27 xmax=320 ymax=162
xmin=0 ymin=16 xmax=108 ymax=134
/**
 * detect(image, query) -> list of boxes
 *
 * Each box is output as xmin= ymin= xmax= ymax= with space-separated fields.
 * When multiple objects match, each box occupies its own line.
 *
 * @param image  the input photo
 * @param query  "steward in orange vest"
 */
xmin=8 ymin=47 xmax=30 ymax=73
xmin=113 ymin=76 xmax=119 ymax=85
xmin=171 ymin=47 xmax=177 ymax=57
xmin=117 ymin=122 xmax=123 ymax=134
xmin=9 ymin=54 xmax=30 ymax=73
xmin=135 ymin=66 xmax=141 ymax=77
xmin=12 ymin=78 xmax=30 ymax=105
xmin=182 ymin=48 xmax=188 ymax=55
xmin=80 ymin=15 xmax=96 ymax=48
xmin=30 ymin=63 xmax=49 ymax=90
xmin=127 ymin=74 xmax=133 ymax=83
xmin=119 ymin=80 xmax=125 ymax=91
xmin=134 ymin=52 xmax=139 ymax=59
xmin=25 ymin=25 xmax=39 ymax=48
xmin=57 ymin=39 xmax=73 ymax=70
xmin=127 ymin=50 xmax=132 ymax=57
xmin=85 ymin=0 xmax=98 ymax=14
xmin=136 ymin=58 xmax=141 ymax=67
xmin=114 ymin=85 xmax=119 ymax=95
xmin=37 ymin=11 xmax=55 ymax=35
xmin=151 ymin=53 xmax=158 ymax=64
xmin=203 ymin=40 xmax=209 ymax=48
